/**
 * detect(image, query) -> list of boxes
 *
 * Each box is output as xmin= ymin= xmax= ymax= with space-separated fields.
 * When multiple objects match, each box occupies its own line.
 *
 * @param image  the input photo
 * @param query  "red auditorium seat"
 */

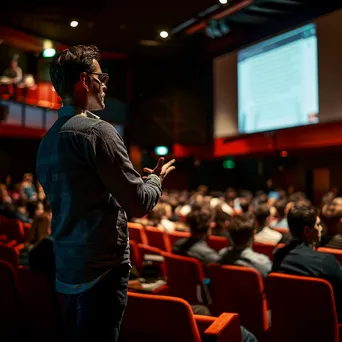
xmin=121 ymin=292 xmax=242 ymax=342
xmin=162 ymin=252 xmax=206 ymax=305
xmin=137 ymin=243 xmax=167 ymax=278
xmin=253 ymin=242 xmax=276 ymax=260
xmin=0 ymin=261 xmax=23 ymax=340
xmin=208 ymin=264 xmax=269 ymax=340
xmin=137 ymin=243 xmax=164 ymax=259
xmin=317 ymin=247 xmax=342 ymax=264
xmin=25 ymin=86 xmax=38 ymax=106
xmin=144 ymin=225 xmax=172 ymax=252
xmin=168 ymin=230 xmax=190 ymax=246
xmin=208 ymin=235 xmax=229 ymax=252
xmin=129 ymin=239 xmax=142 ymax=271
xmin=17 ymin=267 xmax=60 ymax=340
xmin=128 ymin=222 xmax=148 ymax=244
xmin=0 ymin=216 xmax=25 ymax=245
xmin=266 ymin=273 xmax=340 ymax=342
xmin=0 ymin=242 xmax=18 ymax=268
xmin=22 ymin=222 xmax=31 ymax=242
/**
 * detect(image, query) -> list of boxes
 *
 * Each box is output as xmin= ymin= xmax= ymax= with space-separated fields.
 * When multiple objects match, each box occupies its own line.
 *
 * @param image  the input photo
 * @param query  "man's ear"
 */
xmin=80 ymin=72 xmax=89 ymax=91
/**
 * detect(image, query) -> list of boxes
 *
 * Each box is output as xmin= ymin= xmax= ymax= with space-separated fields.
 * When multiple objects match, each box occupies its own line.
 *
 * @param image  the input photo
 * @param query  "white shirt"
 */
xmin=254 ymin=226 xmax=282 ymax=245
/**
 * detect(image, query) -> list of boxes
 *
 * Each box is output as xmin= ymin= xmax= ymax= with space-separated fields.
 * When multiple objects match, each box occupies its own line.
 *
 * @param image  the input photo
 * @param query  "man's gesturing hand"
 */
xmin=143 ymin=158 xmax=176 ymax=182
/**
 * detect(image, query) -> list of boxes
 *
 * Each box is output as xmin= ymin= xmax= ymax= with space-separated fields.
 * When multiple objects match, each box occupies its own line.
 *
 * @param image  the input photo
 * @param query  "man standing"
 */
xmin=36 ymin=45 xmax=175 ymax=342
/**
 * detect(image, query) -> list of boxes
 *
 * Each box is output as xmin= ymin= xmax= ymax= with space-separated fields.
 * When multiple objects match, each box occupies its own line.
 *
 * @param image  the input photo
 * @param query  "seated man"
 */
xmin=172 ymin=210 xmax=219 ymax=264
xmin=321 ymin=197 xmax=342 ymax=249
xmin=219 ymin=215 xmax=272 ymax=277
xmin=270 ymin=199 xmax=289 ymax=229
xmin=272 ymin=204 xmax=342 ymax=320
xmin=254 ymin=204 xmax=282 ymax=244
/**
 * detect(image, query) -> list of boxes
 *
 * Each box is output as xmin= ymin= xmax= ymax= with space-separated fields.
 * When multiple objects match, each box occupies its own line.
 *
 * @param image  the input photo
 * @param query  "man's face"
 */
xmin=87 ymin=59 xmax=107 ymax=111
xmin=313 ymin=216 xmax=323 ymax=243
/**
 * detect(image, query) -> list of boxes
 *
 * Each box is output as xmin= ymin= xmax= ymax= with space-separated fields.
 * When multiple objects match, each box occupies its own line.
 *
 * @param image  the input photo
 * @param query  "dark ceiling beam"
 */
xmin=245 ymin=5 xmax=289 ymax=14
xmin=186 ymin=0 xmax=253 ymax=34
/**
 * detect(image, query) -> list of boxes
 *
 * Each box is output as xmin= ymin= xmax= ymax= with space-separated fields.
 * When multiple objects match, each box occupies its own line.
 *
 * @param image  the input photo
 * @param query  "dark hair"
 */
xmin=228 ymin=215 xmax=255 ymax=246
xmin=275 ymin=199 xmax=287 ymax=218
xmin=214 ymin=208 xmax=230 ymax=230
xmin=287 ymin=205 xmax=317 ymax=238
xmin=187 ymin=210 xmax=211 ymax=234
xmin=240 ymin=197 xmax=250 ymax=213
xmin=254 ymin=204 xmax=270 ymax=228
xmin=50 ymin=45 xmax=100 ymax=97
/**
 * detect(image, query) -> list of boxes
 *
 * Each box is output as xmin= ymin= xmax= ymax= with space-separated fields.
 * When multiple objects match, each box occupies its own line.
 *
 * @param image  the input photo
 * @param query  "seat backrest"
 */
xmin=121 ymin=292 xmax=201 ymax=342
xmin=0 ymin=218 xmax=25 ymax=243
xmin=137 ymin=243 xmax=164 ymax=258
xmin=207 ymin=264 xmax=268 ymax=340
xmin=0 ymin=242 xmax=18 ymax=268
xmin=208 ymin=235 xmax=229 ymax=252
xmin=22 ymin=222 xmax=31 ymax=242
xmin=17 ymin=267 xmax=59 ymax=340
xmin=145 ymin=226 xmax=171 ymax=252
xmin=128 ymin=222 xmax=148 ymax=244
xmin=129 ymin=240 xmax=141 ymax=271
xmin=253 ymin=242 xmax=276 ymax=260
xmin=162 ymin=252 xmax=205 ymax=304
xmin=265 ymin=273 xmax=339 ymax=342
xmin=168 ymin=231 xmax=190 ymax=246
xmin=0 ymin=261 xmax=23 ymax=339
xmin=318 ymin=247 xmax=342 ymax=264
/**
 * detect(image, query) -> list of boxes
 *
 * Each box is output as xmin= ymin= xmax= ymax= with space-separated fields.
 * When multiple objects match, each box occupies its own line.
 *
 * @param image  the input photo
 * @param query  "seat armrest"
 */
xmin=203 ymin=313 xmax=242 ymax=342
xmin=7 ymin=240 xmax=18 ymax=248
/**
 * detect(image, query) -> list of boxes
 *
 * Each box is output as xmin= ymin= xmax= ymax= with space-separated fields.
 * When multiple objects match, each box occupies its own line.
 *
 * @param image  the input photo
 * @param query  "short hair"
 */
xmin=254 ymin=204 xmax=270 ymax=227
xmin=187 ymin=210 xmax=211 ymax=234
xmin=50 ymin=45 xmax=100 ymax=98
xmin=239 ymin=198 xmax=250 ymax=213
xmin=275 ymin=199 xmax=287 ymax=218
xmin=321 ymin=198 xmax=342 ymax=226
xmin=287 ymin=205 xmax=317 ymax=238
xmin=228 ymin=215 xmax=255 ymax=246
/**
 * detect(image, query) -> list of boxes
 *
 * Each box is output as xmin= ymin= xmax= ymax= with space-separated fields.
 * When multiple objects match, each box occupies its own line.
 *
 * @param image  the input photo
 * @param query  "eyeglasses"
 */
xmin=87 ymin=72 xmax=109 ymax=85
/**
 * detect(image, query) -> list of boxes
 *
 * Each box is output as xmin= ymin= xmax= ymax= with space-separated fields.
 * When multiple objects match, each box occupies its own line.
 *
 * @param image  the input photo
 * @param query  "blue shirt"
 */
xmin=36 ymin=106 xmax=162 ymax=293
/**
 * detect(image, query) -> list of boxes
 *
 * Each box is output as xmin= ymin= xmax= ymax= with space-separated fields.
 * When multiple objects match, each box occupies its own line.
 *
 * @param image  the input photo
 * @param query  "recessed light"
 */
xmin=70 ymin=20 xmax=78 ymax=28
xmin=160 ymin=31 xmax=169 ymax=39
xmin=219 ymin=0 xmax=228 ymax=3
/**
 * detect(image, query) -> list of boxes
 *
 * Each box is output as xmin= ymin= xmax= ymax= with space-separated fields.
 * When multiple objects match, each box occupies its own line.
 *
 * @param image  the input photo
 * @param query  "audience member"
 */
xmin=211 ymin=207 xmax=230 ymax=239
xmin=219 ymin=215 xmax=272 ymax=277
xmin=254 ymin=204 xmax=282 ymax=244
xmin=270 ymin=199 xmax=289 ymax=229
xmin=2 ymin=55 xmax=22 ymax=84
xmin=321 ymin=197 xmax=342 ymax=249
xmin=272 ymin=204 xmax=342 ymax=320
xmin=21 ymin=173 xmax=37 ymax=201
xmin=27 ymin=207 xmax=52 ymax=246
xmin=172 ymin=210 xmax=220 ymax=264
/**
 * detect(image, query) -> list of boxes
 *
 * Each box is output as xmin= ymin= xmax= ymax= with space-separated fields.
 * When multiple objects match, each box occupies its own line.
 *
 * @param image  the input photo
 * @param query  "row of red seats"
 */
xmin=128 ymin=222 xmax=342 ymax=263
xmin=130 ymin=242 xmax=341 ymax=342
xmin=0 ymin=258 xmax=242 ymax=342
xmin=0 ymin=82 xmax=61 ymax=109
xmin=0 ymin=261 xmax=60 ymax=340
xmin=0 ymin=215 xmax=31 ymax=255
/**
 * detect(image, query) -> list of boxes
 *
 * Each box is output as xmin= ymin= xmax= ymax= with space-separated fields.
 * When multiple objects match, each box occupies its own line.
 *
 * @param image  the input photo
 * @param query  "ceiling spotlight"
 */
xmin=70 ymin=20 xmax=78 ymax=28
xmin=160 ymin=31 xmax=169 ymax=39
xmin=219 ymin=0 xmax=228 ymax=3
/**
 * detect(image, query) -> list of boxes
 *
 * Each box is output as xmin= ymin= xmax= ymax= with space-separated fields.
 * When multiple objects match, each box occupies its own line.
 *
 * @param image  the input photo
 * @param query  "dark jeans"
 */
xmin=62 ymin=263 xmax=130 ymax=342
